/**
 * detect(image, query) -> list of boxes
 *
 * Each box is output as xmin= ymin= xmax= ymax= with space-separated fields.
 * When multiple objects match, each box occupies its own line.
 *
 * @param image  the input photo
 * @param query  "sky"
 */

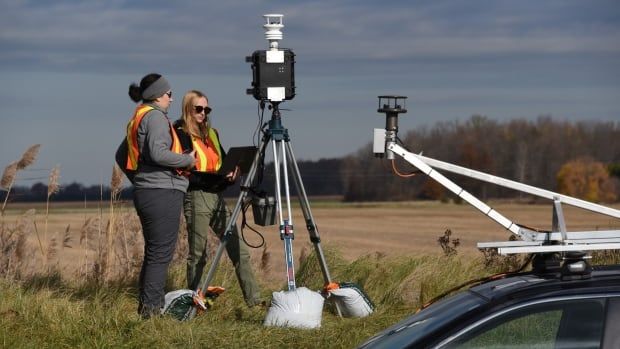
xmin=0 ymin=0 xmax=619 ymax=186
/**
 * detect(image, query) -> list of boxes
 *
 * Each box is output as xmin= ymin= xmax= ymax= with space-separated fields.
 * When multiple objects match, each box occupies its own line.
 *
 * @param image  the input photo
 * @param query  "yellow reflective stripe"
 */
xmin=208 ymin=128 xmax=223 ymax=169
xmin=125 ymin=105 xmax=154 ymax=170
xmin=191 ymin=128 xmax=222 ymax=173
xmin=194 ymin=139 xmax=209 ymax=171
xmin=169 ymin=124 xmax=183 ymax=154
xmin=126 ymin=120 xmax=137 ymax=169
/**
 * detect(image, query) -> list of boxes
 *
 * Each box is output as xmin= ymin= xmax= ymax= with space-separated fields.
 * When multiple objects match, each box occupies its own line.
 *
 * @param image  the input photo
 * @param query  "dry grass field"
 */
xmin=2 ymin=199 xmax=620 ymax=348
xmin=3 ymin=199 xmax=619 ymax=284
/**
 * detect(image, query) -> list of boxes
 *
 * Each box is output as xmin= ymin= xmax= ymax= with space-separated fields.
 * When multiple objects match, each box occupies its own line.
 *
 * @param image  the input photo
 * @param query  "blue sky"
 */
xmin=1 ymin=0 xmax=619 ymax=186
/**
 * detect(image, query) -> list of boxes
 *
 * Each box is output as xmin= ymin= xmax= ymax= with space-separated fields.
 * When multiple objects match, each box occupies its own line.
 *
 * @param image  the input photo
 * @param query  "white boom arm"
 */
xmin=383 ymin=141 xmax=620 ymax=254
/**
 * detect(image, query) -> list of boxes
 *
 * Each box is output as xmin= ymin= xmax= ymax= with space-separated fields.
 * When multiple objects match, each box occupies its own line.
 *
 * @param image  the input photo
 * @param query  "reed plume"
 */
xmin=1 ymin=162 xmax=18 ymax=216
xmin=111 ymin=164 xmax=123 ymax=198
xmin=44 ymin=165 xmax=61 ymax=260
xmin=2 ymin=144 xmax=41 ymax=217
xmin=48 ymin=165 xmax=60 ymax=198
xmin=1 ymin=162 xmax=18 ymax=190
xmin=16 ymin=144 xmax=41 ymax=170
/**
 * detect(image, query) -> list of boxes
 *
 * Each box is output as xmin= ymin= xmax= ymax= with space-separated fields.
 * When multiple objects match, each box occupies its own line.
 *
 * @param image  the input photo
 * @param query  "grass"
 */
xmin=1 ymin=194 xmax=618 ymax=348
xmin=0 ymin=247 xmax=500 ymax=349
xmin=1 ymin=213 xmax=618 ymax=348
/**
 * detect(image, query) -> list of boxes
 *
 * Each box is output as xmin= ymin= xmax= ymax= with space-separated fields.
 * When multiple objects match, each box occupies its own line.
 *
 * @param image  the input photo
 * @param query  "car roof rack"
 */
xmin=373 ymin=96 xmax=620 ymax=275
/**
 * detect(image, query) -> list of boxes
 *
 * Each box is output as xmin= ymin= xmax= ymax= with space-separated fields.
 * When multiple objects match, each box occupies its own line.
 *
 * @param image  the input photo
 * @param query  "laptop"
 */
xmin=217 ymin=146 xmax=258 ymax=175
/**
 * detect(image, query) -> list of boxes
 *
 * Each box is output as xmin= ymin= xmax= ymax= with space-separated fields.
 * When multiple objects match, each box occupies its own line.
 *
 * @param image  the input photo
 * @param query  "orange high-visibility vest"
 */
xmin=192 ymin=128 xmax=223 ymax=173
xmin=125 ymin=104 xmax=183 ymax=170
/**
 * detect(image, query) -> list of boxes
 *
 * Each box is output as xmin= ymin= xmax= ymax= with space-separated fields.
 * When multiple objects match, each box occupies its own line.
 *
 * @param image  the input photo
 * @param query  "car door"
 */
xmin=437 ymin=294 xmax=618 ymax=349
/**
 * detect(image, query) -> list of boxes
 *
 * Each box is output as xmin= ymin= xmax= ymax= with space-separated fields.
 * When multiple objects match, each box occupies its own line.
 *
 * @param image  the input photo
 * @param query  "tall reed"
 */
xmin=17 ymin=144 xmax=41 ymax=170
xmin=44 ymin=165 xmax=60 ymax=262
xmin=1 ymin=162 xmax=18 ymax=217
xmin=1 ymin=144 xmax=41 ymax=217
xmin=106 ymin=165 xmax=124 ymax=281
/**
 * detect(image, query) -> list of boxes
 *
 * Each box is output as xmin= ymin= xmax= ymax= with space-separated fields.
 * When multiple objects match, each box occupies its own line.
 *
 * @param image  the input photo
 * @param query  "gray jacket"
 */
xmin=132 ymin=104 xmax=194 ymax=192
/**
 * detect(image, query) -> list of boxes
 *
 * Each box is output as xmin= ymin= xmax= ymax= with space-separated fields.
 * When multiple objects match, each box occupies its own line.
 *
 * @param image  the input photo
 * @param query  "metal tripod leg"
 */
xmin=194 ymin=132 xmax=269 ymax=307
xmin=272 ymin=138 xmax=297 ymax=291
xmin=284 ymin=141 xmax=334 ymax=286
xmin=284 ymin=141 xmax=343 ymax=317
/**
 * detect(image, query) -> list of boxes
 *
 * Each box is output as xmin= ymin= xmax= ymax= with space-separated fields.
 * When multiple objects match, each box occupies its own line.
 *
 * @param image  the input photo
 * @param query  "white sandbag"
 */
xmin=326 ymin=283 xmax=374 ymax=318
xmin=263 ymin=287 xmax=324 ymax=329
xmin=162 ymin=289 xmax=196 ymax=321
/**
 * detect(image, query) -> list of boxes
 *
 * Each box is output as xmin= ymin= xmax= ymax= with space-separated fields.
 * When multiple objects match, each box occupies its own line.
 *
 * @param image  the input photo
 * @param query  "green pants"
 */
xmin=184 ymin=190 xmax=261 ymax=306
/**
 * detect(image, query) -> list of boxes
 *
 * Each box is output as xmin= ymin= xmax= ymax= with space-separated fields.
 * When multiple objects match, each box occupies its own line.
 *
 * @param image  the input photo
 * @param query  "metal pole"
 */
xmin=285 ymin=141 xmax=343 ymax=317
xmin=285 ymin=141 xmax=334 ymax=284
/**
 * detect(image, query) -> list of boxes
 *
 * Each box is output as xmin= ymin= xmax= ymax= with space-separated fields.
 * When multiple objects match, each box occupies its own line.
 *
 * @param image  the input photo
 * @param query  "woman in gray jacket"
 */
xmin=124 ymin=73 xmax=195 ymax=319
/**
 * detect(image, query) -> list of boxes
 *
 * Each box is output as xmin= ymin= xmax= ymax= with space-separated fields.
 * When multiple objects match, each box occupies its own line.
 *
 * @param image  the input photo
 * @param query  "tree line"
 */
xmin=2 ymin=116 xmax=619 ymax=203
xmin=340 ymin=115 xmax=620 ymax=202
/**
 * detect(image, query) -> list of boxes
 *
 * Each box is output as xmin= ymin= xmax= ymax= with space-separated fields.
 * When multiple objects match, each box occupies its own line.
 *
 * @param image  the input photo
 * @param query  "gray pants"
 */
xmin=133 ymin=188 xmax=184 ymax=318
xmin=184 ymin=190 xmax=261 ymax=306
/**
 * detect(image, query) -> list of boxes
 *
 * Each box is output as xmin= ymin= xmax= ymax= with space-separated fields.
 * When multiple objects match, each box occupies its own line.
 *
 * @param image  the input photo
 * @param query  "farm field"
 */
xmin=2 ymin=199 xmax=620 ymax=348
xmin=4 ymin=199 xmax=619 ymax=283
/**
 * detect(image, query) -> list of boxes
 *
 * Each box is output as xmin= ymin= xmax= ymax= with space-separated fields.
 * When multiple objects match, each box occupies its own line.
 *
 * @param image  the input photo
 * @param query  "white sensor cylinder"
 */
xmin=263 ymin=14 xmax=284 ymax=50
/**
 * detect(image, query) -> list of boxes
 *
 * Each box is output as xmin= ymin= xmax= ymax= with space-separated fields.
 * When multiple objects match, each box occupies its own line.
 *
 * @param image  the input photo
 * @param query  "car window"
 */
xmin=441 ymin=298 xmax=606 ymax=349
xmin=603 ymin=297 xmax=620 ymax=348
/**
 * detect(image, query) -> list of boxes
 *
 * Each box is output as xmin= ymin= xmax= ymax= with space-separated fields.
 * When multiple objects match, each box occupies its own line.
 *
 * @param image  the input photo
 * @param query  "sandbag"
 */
xmin=162 ymin=286 xmax=225 ymax=321
xmin=325 ymin=282 xmax=374 ymax=318
xmin=162 ymin=289 xmax=196 ymax=321
xmin=263 ymin=287 xmax=324 ymax=329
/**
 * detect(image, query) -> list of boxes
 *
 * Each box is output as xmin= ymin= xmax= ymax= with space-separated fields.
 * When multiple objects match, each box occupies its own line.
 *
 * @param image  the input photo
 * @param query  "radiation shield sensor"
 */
xmin=374 ymin=96 xmax=407 ymax=159
xmin=246 ymin=14 xmax=296 ymax=102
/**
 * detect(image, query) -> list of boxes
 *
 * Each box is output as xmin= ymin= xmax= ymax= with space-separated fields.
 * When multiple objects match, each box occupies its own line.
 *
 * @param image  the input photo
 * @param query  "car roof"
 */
xmin=469 ymin=264 xmax=620 ymax=304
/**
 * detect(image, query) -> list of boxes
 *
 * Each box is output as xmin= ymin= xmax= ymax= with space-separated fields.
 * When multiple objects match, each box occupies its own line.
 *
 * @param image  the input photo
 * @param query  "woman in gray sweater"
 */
xmin=124 ymin=73 xmax=195 ymax=319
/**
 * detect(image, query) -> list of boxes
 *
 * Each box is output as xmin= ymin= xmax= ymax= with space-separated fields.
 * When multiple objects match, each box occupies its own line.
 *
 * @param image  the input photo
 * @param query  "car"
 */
xmin=358 ymin=252 xmax=620 ymax=349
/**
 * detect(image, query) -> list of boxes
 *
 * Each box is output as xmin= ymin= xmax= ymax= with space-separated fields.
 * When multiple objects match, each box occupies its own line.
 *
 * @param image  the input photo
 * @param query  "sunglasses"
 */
xmin=166 ymin=91 xmax=172 ymax=98
xmin=194 ymin=105 xmax=212 ymax=114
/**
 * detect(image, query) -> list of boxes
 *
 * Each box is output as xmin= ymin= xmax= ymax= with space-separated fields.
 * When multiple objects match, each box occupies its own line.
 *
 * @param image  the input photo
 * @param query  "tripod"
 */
xmin=197 ymin=102 xmax=336 ymax=301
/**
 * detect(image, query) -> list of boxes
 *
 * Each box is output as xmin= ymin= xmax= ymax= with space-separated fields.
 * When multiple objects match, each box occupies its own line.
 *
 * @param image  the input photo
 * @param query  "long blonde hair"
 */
xmin=181 ymin=90 xmax=209 ymax=140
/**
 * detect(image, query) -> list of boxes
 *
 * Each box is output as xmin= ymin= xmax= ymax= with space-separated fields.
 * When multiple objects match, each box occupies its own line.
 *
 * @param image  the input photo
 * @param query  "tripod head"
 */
xmin=264 ymin=101 xmax=288 ymax=142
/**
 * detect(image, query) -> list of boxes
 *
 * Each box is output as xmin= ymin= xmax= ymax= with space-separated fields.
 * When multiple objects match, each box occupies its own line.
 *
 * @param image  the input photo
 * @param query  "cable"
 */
xmin=240 ymin=102 xmax=268 ymax=249
xmin=240 ymin=201 xmax=265 ymax=249
xmin=239 ymin=188 xmax=266 ymax=249
xmin=253 ymin=101 xmax=266 ymax=147
xmin=391 ymin=160 xmax=419 ymax=178
xmin=387 ymin=137 xmax=422 ymax=177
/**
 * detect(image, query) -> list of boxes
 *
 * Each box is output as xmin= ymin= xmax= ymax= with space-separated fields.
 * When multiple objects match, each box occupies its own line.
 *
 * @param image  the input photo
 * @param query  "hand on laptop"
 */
xmin=225 ymin=165 xmax=240 ymax=182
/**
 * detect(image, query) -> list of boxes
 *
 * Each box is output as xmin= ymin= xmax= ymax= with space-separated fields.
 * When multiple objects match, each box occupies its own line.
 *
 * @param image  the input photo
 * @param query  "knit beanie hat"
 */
xmin=142 ymin=76 xmax=171 ymax=100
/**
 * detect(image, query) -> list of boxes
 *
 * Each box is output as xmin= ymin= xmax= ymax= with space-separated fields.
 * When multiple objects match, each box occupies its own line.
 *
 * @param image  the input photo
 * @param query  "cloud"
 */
xmin=1 ymin=0 xmax=618 ymax=74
